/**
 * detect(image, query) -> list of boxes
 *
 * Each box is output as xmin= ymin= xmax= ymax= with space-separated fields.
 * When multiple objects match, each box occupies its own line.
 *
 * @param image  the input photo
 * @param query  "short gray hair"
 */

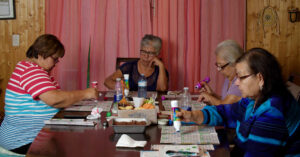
xmin=215 ymin=40 xmax=243 ymax=64
xmin=140 ymin=34 xmax=162 ymax=55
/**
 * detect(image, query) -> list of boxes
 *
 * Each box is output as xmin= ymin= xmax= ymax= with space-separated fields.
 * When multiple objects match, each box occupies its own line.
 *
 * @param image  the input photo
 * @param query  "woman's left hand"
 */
xmin=197 ymin=92 xmax=212 ymax=103
xmin=150 ymin=57 xmax=164 ymax=67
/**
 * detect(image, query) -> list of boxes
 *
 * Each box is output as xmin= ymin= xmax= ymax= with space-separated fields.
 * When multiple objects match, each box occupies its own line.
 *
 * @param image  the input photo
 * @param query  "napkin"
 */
xmin=87 ymin=107 xmax=103 ymax=120
xmin=116 ymin=134 xmax=147 ymax=148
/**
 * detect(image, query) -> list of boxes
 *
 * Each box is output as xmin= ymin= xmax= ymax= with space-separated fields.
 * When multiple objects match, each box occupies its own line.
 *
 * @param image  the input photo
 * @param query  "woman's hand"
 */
xmin=177 ymin=110 xmax=193 ymax=122
xmin=199 ymin=81 xmax=213 ymax=94
xmin=150 ymin=57 xmax=164 ymax=67
xmin=177 ymin=110 xmax=204 ymax=124
xmin=84 ymin=88 xmax=99 ymax=100
xmin=197 ymin=91 xmax=212 ymax=103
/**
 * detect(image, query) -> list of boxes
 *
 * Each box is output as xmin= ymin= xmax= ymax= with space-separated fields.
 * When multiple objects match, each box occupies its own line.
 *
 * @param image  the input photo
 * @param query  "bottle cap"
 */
xmin=116 ymin=78 xmax=121 ymax=81
xmin=106 ymin=111 xmax=112 ymax=117
xmin=124 ymin=74 xmax=129 ymax=80
xmin=171 ymin=100 xmax=179 ymax=108
xmin=173 ymin=121 xmax=181 ymax=132
xmin=183 ymin=87 xmax=189 ymax=90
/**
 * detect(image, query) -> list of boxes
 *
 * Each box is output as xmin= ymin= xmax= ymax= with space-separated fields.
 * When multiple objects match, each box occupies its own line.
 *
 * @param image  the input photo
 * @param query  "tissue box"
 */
xmin=117 ymin=108 xmax=158 ymax=124
xmin=112 ymin=118 xmax=150 ymax=133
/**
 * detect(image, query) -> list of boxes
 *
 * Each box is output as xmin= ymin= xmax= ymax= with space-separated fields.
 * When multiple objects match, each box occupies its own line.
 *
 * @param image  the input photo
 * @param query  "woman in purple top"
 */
xmin=198 ymin=40 xmax=243 ymax=105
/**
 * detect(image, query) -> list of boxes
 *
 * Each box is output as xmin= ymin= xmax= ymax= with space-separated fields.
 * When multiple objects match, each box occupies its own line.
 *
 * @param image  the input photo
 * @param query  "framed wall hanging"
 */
xmin=0 ymin=0 xmax=16 ymax=20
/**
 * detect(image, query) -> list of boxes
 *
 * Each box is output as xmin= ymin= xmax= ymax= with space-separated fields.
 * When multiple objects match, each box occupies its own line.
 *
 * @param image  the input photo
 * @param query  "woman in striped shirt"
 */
xmin=0 ymin=34 xmax=99 ymax=154
xmin=178 ymin=48 xmax=300 ymax=157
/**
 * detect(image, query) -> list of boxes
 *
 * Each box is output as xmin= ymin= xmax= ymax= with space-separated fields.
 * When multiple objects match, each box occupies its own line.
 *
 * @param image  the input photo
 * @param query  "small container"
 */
xmin=91 ymin=81 xmax=98 ymax=88
xmin=112 ymin=118 xmax=150 ymax=133
xmin=158 ymin=119 xmax=168 ymax=125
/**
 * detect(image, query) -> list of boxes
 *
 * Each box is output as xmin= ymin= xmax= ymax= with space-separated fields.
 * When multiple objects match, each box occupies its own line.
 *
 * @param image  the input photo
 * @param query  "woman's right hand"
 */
xmin=177 ymin=110 xmax=204 ymax=124
xmin=200 ymin=81 xmax=213 ymax=94
xmin=84 ymin=88 xmax=99 ymax=100
xmin=177 ymin=110 xmax=193 ymax=122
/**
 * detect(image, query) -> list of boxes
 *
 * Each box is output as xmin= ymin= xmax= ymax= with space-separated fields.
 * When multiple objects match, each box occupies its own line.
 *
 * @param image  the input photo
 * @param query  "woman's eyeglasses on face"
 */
xmin=50 ymin=56 xmax=59 ymax=63
xmin=215 ymin=62 xmax=230 ymax=71
xmin=236 ymin=73 xmax=254 ymax=81
xmin=140 ymin=50 xmax=157 ymax=57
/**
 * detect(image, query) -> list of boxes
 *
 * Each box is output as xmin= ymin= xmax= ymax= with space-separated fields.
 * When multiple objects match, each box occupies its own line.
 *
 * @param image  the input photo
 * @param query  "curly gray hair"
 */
xmin=215 ymin=40 xmax=244 ymax=64
xmin=140 ymin=34 xmax=162 ymax=55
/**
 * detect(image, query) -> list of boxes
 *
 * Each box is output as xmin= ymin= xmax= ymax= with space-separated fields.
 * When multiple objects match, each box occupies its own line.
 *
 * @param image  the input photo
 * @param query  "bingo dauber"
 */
xmin=195 ymin=77 xmax=210 ymax=89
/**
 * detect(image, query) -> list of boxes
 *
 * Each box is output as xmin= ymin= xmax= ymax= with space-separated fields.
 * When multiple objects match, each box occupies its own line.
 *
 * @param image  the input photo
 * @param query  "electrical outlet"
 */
xmin=12 ymin=34 xmax=20 ymax=47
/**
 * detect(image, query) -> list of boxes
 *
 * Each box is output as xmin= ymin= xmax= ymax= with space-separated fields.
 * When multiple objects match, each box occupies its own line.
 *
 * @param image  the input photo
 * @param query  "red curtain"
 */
xmin=46 ymin=0 xmax=245 ymax=94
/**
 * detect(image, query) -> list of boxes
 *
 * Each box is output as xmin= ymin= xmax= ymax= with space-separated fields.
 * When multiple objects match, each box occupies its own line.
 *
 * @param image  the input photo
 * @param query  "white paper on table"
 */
xmin=162 ymin=100 xmax=206 ymax=111
xmin=64 ymin=101 xmax=113 ymax=112
xmin=140 ymin=151 xmax=160 ymax=157
xmin=191 ymin=94 xmax=200 ymax=98
xmin=105 ymin=91 xmax=115 ymax=98
xmin=44 ymin=119 xmax=95 ymax=126
xmin=162 ymin=95 xmax=177 ymax=99
xmin=116 ymin=134 xmax=147 ymax=148
xmin=160 ymin=126 xmax=219 ymax=144
xmin=160 ymin=145 xmax=199 ymax=157
xmin=151 ymin=144 xmax=215 ymax=151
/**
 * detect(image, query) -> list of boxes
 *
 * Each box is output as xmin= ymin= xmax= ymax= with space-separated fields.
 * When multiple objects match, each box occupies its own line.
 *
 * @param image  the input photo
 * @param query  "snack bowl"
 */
xmin=112 ymin=118 xmax=150 ymax=133
xmin=132 ymin=97 xmax=145 ymax=108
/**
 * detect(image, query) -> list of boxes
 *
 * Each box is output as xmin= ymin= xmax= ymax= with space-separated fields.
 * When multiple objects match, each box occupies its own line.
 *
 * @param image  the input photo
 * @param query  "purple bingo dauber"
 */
xmin=195 ymin=77 xmax=210 ymax=89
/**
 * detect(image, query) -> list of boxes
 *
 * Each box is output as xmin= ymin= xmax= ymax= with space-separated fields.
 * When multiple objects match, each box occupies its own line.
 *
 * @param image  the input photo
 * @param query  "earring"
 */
xmin=259 ymin=85 xmax=263 ymax=91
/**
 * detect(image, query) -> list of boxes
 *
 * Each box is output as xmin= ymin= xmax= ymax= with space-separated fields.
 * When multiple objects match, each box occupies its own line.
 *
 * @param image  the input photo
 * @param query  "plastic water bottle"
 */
xmin=138 ymin=74 xmax=147 ymax=98
xmin=181 ymin=87 xmax=191 ymax=111
xmin=115 ymin=78 xmax=123 ymax=102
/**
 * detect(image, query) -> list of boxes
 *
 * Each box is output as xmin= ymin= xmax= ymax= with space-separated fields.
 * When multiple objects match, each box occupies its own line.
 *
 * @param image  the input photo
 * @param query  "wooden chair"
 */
xmin=116 ymin=57 xmax=139 ymax=70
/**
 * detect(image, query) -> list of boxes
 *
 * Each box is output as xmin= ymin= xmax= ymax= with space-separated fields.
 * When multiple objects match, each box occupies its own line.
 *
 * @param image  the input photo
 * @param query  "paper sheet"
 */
xmin=160 ymin=126 xmax=219 ymax=144
xmin=162 ymin=100 xmax=206 ymax=111
xmin=150 ymin=144 xmax=211 ymax=157
xmin=64 ymin=101 xmax=113 ymax=112
xmin=140 ymin=151 xmax=160 ymax=157
xmin=44 ymin=118 xmax=95 ymax=126
xmin=105 ymin=91 xmax=158 ymax=99
xmin=151 ymin=144 xmax=215 ymax=151
xmin=162 ymin=94 xmax=200 ymax=99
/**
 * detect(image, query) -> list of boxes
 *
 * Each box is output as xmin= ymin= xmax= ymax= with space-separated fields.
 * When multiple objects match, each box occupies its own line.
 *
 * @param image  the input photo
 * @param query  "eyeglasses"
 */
xmin=50 ymin=56 xmax=60 ymax=63
xmin=215 ymin=62 xmax=230 ymax=71
xmin=140 ymin=50 xmax=157 ymax=57
xmin=236 ymin=73 xmax=254 ymax=81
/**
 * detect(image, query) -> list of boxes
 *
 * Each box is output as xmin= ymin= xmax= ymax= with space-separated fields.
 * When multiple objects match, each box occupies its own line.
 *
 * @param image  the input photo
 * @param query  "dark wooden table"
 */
xmin=27 ymin=93 xmax=230 ymax=157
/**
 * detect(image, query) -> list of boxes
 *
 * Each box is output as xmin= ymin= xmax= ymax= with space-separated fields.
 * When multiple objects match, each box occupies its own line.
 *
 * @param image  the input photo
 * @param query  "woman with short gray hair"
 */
xmin=198 ymin=40 xmax=243 ymax=105
xmin=104 ymin=34 xmax=168 ymax=91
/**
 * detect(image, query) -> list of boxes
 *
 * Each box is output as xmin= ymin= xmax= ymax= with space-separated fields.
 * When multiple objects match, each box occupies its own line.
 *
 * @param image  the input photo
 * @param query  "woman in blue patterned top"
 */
xmin=178 ymin=48 xmax=300 ymax=157
xmin=104 ymin=34 xmax=168 ymax=91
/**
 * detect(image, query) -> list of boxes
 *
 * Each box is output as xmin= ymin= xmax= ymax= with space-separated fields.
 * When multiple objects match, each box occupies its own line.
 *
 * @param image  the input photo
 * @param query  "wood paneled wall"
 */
xmin=0 ymin=0 xmax=45 ymax=112
xmin=246 ymin=0 xmax=300 ymax=81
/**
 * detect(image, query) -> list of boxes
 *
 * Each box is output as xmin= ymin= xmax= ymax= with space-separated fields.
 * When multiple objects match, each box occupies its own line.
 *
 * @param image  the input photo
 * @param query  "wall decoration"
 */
xmin=0 ymin=0 xmax=15 ymax=19
xmin=257 ymin=0 xmax=280 ymax=37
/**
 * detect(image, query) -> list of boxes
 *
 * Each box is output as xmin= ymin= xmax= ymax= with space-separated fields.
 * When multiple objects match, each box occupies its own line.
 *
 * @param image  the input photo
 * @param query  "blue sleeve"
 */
xmin=202 ymin=100 xmax=243 ymax=128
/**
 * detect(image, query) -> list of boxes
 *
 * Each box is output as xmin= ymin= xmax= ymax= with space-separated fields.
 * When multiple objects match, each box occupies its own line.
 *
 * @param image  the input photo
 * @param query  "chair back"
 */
xmin=116 ymin=57 xmax=139 ymax=70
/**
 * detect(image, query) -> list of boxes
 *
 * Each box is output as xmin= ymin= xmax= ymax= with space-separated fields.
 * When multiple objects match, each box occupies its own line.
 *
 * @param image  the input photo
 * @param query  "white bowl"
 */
xmin=132 ymin=97 xmax=144 ymax=108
